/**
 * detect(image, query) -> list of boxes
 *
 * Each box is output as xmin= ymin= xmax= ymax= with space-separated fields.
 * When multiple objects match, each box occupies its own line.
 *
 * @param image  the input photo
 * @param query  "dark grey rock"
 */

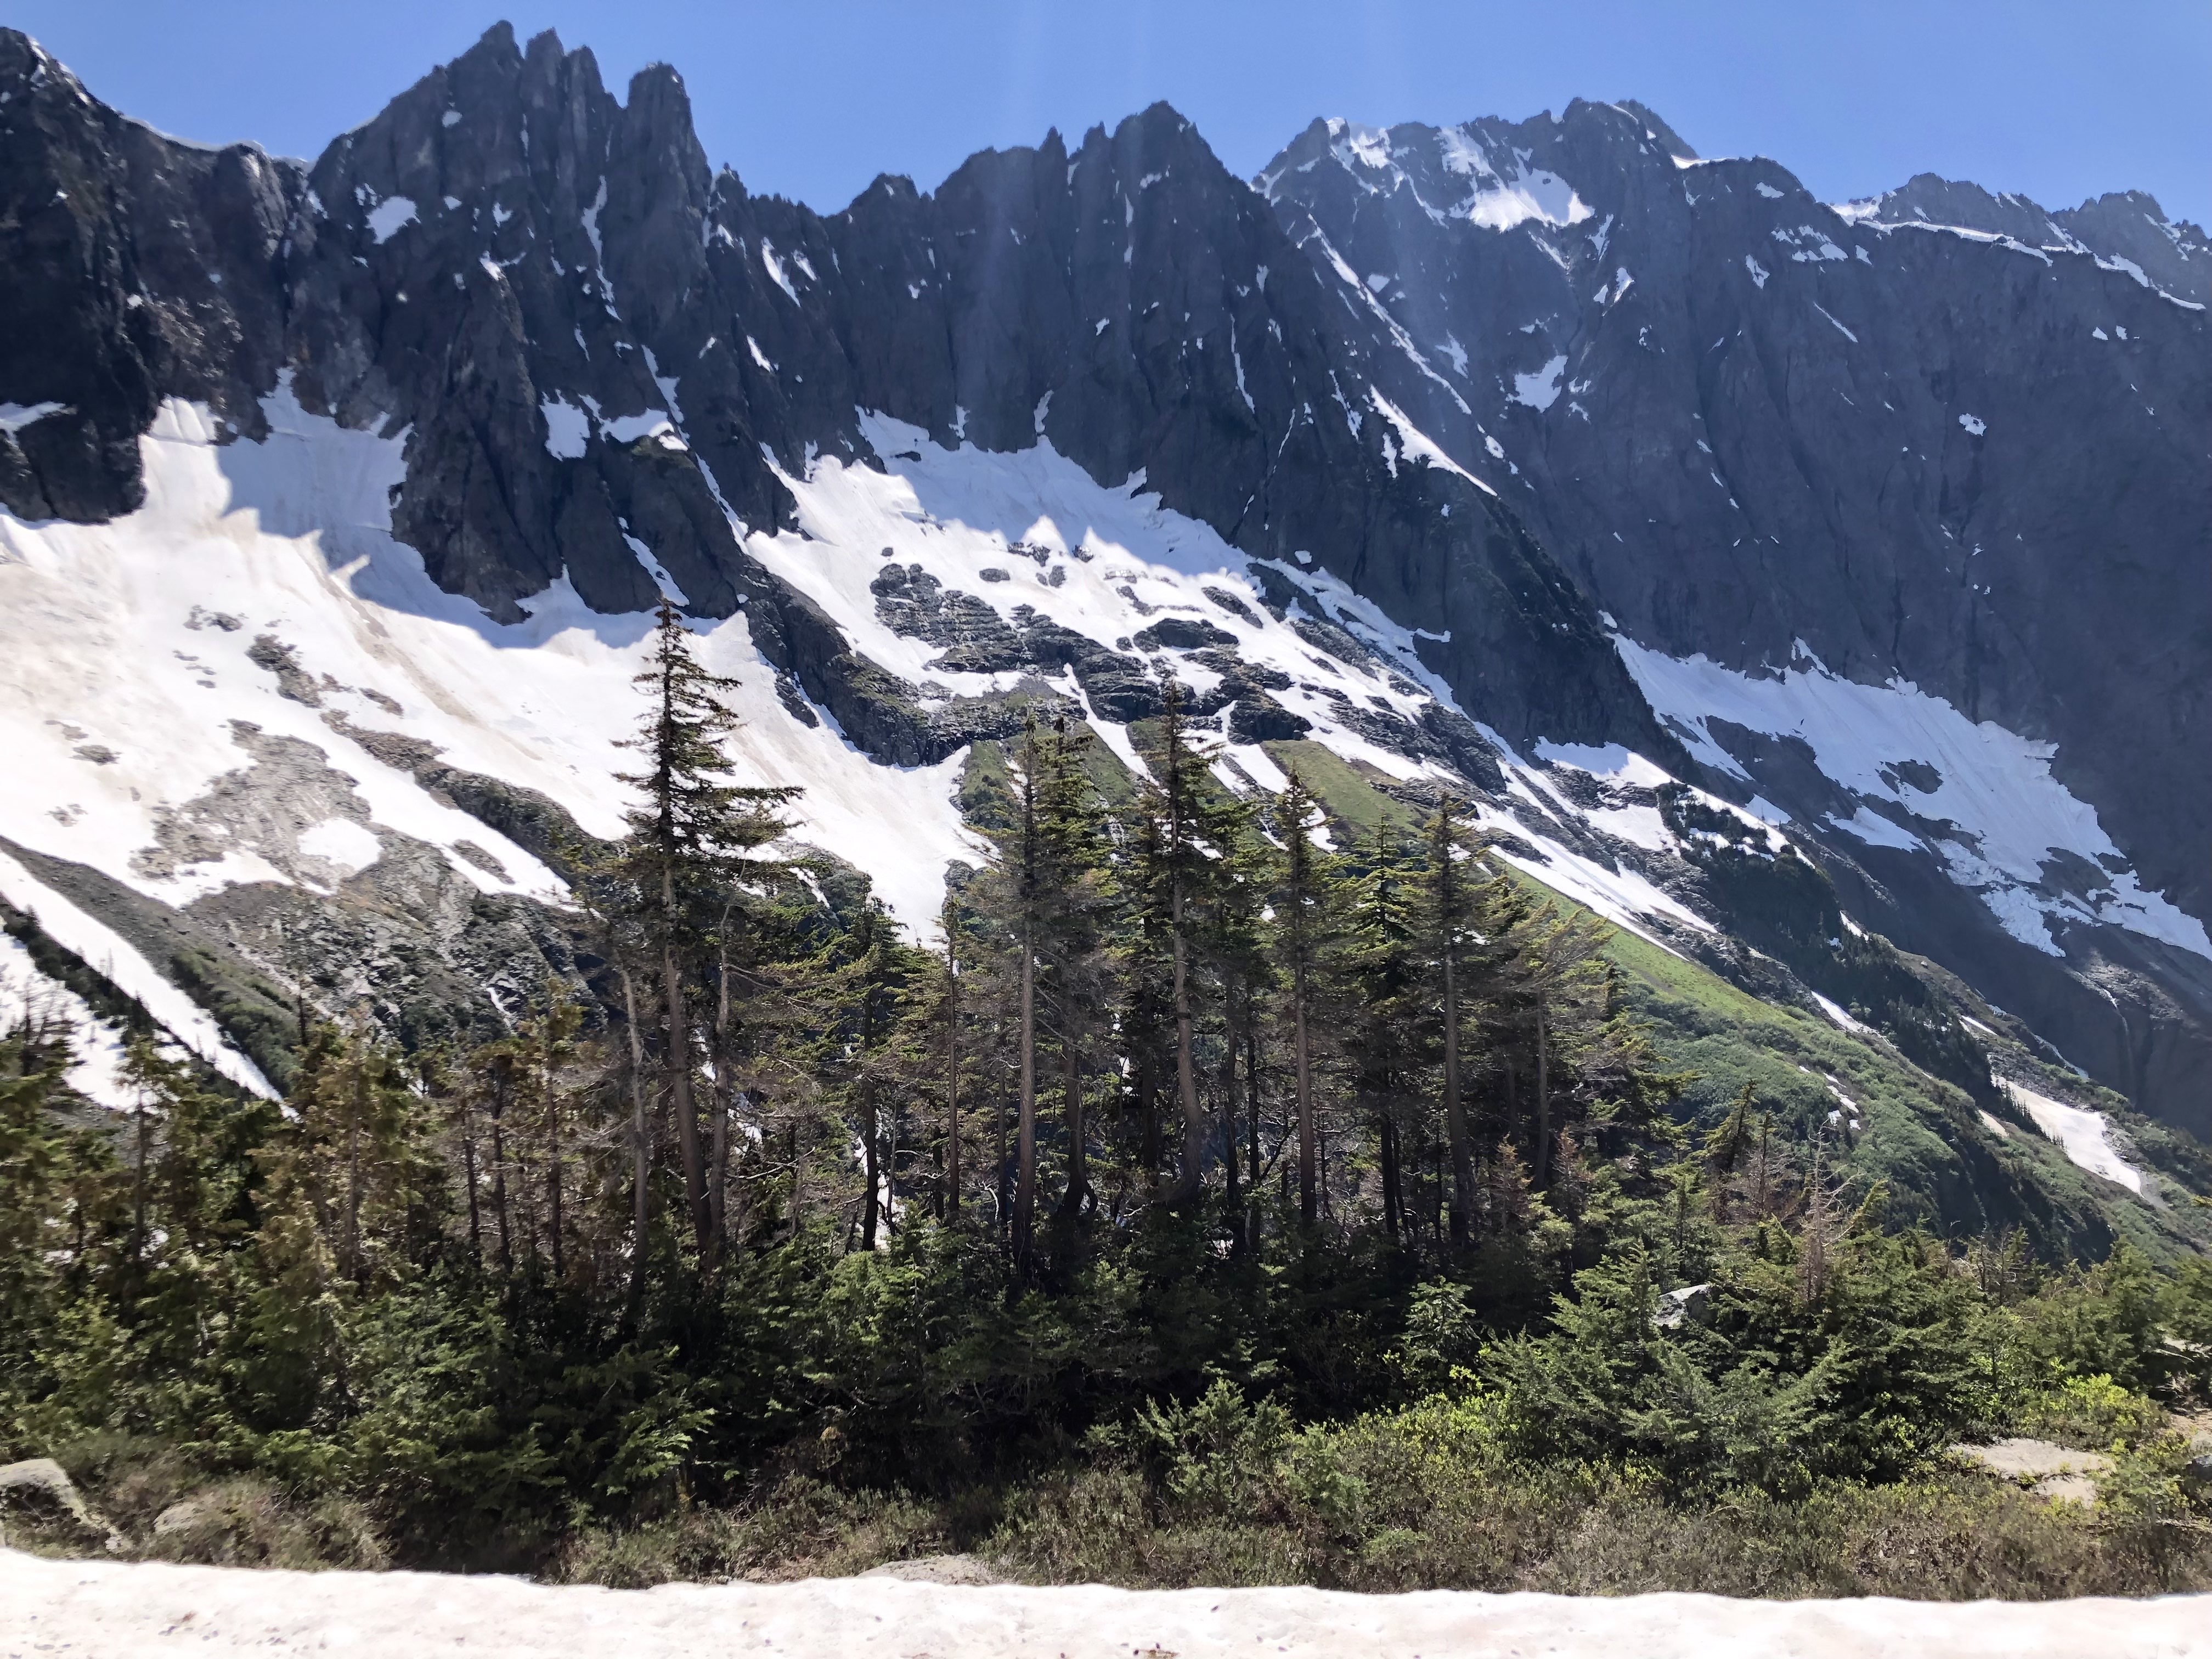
xmin=1228 ymin=696 xmax=1312 ymax=744
xmin=1133 ymin=616 xmax=1238 ymax=651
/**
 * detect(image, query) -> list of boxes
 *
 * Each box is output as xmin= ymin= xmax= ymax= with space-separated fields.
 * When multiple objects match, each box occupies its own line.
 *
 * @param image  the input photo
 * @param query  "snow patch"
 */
xmin=1612 ymin=637 xmax=2211 ymax=962
xmin=0 ymin=401 xmax=70 ymax=434
xmin=1 ymin=1551 xmax=2197 ymax=1658
xmin=1433 ymin=127 xmax=1593 ymax=230
xmin=0 ymin=382 xmax=976 ymax=961
xmin=295 ymin=817 xmax=381 ymax=879
xmin=540 ymin=397 xmax=591 ymax=460
xmin=2006 ymin=1079 xmax=2143 ymax=1194
xmin=0 ymin=846 xmax=273 ymax=1096
xmin=1812 ymin=993 xmax=1871 ymax=1036
xmin=760 ymin=240 xmax=800 ymax=303
xmin=1511 ymin=355 xmax=1568 ymax=411
xmin=365 ymin=195 xmax=416 ymax=242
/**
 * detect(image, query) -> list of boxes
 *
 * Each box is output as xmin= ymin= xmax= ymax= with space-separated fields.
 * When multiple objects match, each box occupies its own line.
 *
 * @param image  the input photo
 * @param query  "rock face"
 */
xmin=1254 ymin=104 xmax=2212 ymax=1130
xmin=1 ymin=25 xmax=2209 ymax=1135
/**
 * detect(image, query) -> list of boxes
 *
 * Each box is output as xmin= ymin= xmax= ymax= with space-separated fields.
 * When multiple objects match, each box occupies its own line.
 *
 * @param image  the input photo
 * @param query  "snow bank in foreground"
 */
xmin=1 ymin=1551 xmax=2197 ymax=1658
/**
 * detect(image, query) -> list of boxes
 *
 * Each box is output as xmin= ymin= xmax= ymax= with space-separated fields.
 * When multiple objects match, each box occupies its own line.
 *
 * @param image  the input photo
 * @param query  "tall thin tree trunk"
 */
xmin=1379 ymin=1108 xmax=1402 ymax=1245
xmin=544 ymin=1018 xmax=564 ymax=1283
xmin=345 ymin=1047 xmax=367 ymax=1283
xmin=1014 ymin=928 xmax=1037 ymax=1266
xmin=459 ymin=1084 xmax=482 ymax=1268
xmin=708 ymin=947 xmax=733 ymax=1267
xmin=1442 ymin=931 xmax=1474 ymax=1246
xmin=489 ymin=1069 xmax=514 ymax=1279
xmin=662 ymin=921 xmax=707 ymax=1252
xmin=994 ymin=1068 xmax=1008 ymax=1243
xmin=1059 ymin=1031 xmax=1086 ymax=1218
xmin=1221 ymin=1013 xmax=1240 ymax=1242
xmin=861 ymin=1079 xmax=881 ymax=1251
xmin=1534 ymin=1010 xmax=1551 ymax=1190
xmin=1137 ymin=1051 xmax=1161 ymax=1176
xmin=945 ymin=924 xmax=961 ymax=1222
xmin=1295 ymin=956 xmax=1317 ymax=1228
xmin=1245 ymin=1025 xmax=1262 ymax=1248
xmin=1171 ymin=907 xmax=1205 ymax=1197
xmin=710 ymin=1096 xmax=731 ymax=1257
xmin=131 ymin=1080 xmax=150 ymax=1269
xmin=618 ymin=964 xmax=650 ymax=1324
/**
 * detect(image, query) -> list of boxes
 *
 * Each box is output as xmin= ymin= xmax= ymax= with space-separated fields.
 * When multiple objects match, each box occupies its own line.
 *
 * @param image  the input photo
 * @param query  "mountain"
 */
xmin=1252 ymin=106 xmax=2212 ymax=1130
xmin=1 ymin=23 xmax=2206 ymax=1248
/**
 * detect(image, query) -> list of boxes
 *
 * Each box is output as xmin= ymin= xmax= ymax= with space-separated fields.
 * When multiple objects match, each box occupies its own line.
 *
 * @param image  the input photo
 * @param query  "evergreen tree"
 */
xmin=614 ymin=597 xmax=797 ymax=1260
xmin=1341 ymin=824 xmax=1426 ymax=1248
xmin=1272 ymin=771 xmax=1339 ymax=1229
xmin=1035 ymin=718 xmax=1113 ymax=1227
xmin=1132 ymin=680 xmax=1230 ymax=1202
xmin=1424 ymin=799 xmax=1479 ymax=1246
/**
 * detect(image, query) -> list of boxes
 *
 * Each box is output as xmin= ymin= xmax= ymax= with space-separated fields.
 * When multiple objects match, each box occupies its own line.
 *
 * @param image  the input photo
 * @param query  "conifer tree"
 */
xmin=1273 ymin=771 xmax=1338 ymax=1228
xmin=1425 ymin=800 xmax=1480 ymax=1246
xmin=1035 ymin=717 xmax=1111 ymax=1225
xmin=616 ymin=597 xmax=797 ymax=1259
xmin=1003 ymin=717 xmax=1047 ymax=1267
xmin=1208 ymin=785 xmax=1275 ymax=1245
xmin=1342 ymin=823 xmax=1425 ymax=1246
xmin=816 ymin=900 xmax=908 ymax=1252
xmin=1129 ymin=680 xmax=1233 ymax=1202
xmin=940 ymin=894 xmax=965 ymax=1221
xmin=516 ymin=983 xmax=584 ymax=1282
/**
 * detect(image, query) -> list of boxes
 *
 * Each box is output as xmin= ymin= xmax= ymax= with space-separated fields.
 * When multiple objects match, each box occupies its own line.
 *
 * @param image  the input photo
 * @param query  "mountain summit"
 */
xmin=1 ymin=24 xmax=2207 ymax=1240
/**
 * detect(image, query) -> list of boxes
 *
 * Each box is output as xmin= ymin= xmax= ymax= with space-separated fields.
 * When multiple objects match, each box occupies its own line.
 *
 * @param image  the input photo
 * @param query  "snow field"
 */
xmin=1613 ymin=636 xmax=2211 ymax=962
xmin=0 ymin=847 xmax=272 ymax=1098
xmin=2004 ymin=1079 xmax=2145 ymax=1195
xmin=0 ymin=927 xmax=140 ymax=1107
xmin=766 ymin=416 xmax=1728 ymax=950
xmin=0 ymin=381 xmax=1916 ymax=1056
xmin=0 ymin=385 xmax=980 ymax=943
xmin=1 ymin=1550 xmax=2199 ymax=1659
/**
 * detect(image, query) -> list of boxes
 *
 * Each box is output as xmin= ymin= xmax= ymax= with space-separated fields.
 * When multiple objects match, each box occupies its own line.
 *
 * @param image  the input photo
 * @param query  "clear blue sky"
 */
xmin=17 ymin=1 xmax=2211 ymax=225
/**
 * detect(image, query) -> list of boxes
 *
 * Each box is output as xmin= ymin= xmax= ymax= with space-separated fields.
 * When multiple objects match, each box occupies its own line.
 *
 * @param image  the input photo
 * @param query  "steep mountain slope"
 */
xmin=1256 ymin=103 xmax=2212 ymax=1131
xmin=0 ymin=24 xmax=2204 ymax=1237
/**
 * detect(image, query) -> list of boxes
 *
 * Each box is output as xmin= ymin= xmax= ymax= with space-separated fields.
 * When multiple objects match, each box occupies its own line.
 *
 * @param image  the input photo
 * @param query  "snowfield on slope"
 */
xmin=1 ymin=1550 xmax=2201 ymax=1658
xmin=0 ymin=924 xmax=142 ymax=1107
xmin=2004 ymin=1078 xmax=2146 ymax=1194
xmin=0 ymin=381 xmax=1810 ymax=1064
xmin=0 ymin=383 xmax=981 ymax=936
xmin=1613 ymin=635 xmax=2212 ymax=962
xmin=761 ymin=414 xmax=1718 ymax=950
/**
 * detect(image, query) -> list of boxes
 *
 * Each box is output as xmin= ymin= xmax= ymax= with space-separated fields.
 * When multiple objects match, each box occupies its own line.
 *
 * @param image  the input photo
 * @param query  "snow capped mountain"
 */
xmin=1255 ymin=97 xmax=2212 ymax=1130
xmin=0 ymin=19 xmax=2206 ymax=1183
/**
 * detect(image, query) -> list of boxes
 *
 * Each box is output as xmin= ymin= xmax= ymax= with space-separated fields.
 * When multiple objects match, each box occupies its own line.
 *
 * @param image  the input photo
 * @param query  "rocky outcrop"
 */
xmin=0 ymin=1458 xmax=122 ymax=1554
xmin=1 ymin=26 xmax=2208 ymax=1133
xmin=1256 ymin=101 xmax=2212 ymax=1131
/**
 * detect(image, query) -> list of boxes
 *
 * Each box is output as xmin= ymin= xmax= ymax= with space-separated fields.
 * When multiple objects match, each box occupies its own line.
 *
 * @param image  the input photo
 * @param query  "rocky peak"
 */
xmin=0 ymin=28 xmax=300 ymax=520
xmin=2053 ymin=189 xmax=2210 ymax=304
xmin=1847 ymin=171 xmax=2078 ymax=245
xmin=1846 ymin=173 xmax=2211 ymax=305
